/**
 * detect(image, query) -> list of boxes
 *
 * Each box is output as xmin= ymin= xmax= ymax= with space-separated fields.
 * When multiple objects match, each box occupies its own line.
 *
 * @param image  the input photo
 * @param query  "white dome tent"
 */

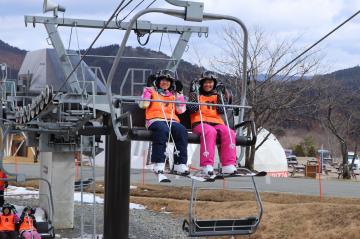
xmin=240 ymin=128 xmax=288 ymax=177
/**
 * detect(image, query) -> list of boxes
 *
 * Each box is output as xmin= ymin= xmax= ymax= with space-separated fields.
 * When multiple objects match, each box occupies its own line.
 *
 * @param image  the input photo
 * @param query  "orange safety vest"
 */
xmin=19 ymin=216 xmax=34 ymax=231
xmin=190 ymin=94 xmax=224 ymax=126
xmin=145 ymin=89 xmax=180 ymax=122
xmin=0 ymin=214 xmax=15 ymax=231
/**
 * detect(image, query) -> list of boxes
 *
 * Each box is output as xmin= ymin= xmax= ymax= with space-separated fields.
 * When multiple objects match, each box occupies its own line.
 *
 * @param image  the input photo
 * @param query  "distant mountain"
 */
xmin=0 ymin=39 xmax=203 ymax=93
xmin=82 ymin=45 xmax=203 ymax=94
xmin=0 ymin=39 xmax=27 ymax=76
xmin=326 ymin=66 xmax=360 ymax=91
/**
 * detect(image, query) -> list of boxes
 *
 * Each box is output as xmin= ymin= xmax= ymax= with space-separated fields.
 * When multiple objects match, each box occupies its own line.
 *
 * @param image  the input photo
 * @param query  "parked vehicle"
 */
xmin=285 ymin=149 xmax=298 ymax=166
xmin=347 ymin=152 xmax=360 ymax=170
xmin=317 ymin=149 xmax=333 ymax=165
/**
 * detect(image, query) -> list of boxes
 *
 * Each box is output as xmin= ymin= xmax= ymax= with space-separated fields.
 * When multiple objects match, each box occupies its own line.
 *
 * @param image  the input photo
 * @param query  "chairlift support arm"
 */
xmin=44 ymin=23 xmax=82 ymax=94
xmin=167 ymin=31 xmax=192 ymax=72
xmin=106 ymin=8 xmax=248 ymax=141
xmin=24 ymin=16 xmax=209 ymax=34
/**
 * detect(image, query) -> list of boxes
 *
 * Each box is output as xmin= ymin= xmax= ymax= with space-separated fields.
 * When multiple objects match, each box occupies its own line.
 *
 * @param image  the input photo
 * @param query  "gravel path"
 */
xmin=5 ymin=198 xmax=190 ymax=239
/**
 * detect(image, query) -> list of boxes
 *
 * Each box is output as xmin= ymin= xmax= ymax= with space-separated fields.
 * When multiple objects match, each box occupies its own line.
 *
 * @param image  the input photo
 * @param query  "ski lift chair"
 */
xmin=118 ymin=103 xmax=263 ymax=238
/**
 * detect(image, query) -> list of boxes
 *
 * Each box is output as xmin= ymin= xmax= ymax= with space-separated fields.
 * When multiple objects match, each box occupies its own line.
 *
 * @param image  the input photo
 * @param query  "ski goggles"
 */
xmin=201 ymin=71 xmax=217 ymax=80
xmin=157 ymin=69 xmax=176 ymax=80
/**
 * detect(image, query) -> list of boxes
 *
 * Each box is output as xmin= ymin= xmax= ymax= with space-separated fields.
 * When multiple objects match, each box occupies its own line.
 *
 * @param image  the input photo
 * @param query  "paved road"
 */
xmin=3 ymin=164 xmax=105 ymax=181
xmin=4 ymin=164 xmax=360 ymax=198
xmin=130 ymin=169 xmax=360 ymax=198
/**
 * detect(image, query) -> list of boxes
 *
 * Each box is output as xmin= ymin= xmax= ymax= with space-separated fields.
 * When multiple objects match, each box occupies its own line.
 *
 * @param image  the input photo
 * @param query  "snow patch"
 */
xmin=5 ymin=186 xmax=146 ymax=211
xmin=74 ymin=192 xmax=104 ymax=204
xmin=130 ymin=203 xmax=146 ymax=210
xmin=5 ymin=186 xmax=39 ymax=199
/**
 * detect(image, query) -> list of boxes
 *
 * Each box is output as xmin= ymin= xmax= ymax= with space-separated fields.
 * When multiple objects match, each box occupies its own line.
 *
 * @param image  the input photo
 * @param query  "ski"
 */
xmin=215 ymin=171 xmax=267 ymax=179
xmin=168 ymin=171 xmax=217 ymax=182
xmin=154 ymin=170 xmax=266 ymax=183
xmin=188 ymin=174 xmax=217 ymax=182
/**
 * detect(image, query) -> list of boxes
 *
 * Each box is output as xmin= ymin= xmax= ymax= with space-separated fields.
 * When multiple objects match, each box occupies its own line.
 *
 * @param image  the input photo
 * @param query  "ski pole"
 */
xmin=161 ymin=104 xmax=180 ymax=157
xmin=158 ymin=93 xmax=180 ymax=158
xmin=196 ymin=84 xmax=209 ymax=157
xmin=219 ymin=91 xmax=235 ymax=149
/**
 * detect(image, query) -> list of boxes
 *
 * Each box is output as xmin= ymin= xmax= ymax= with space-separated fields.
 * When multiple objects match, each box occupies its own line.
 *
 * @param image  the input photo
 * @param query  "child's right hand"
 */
xmin=190 ymin=79 xmax=199 ymax=93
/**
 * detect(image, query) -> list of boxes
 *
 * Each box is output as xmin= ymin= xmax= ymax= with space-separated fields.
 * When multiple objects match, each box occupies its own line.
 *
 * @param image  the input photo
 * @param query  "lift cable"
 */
xmin=254 ymin=9 xmax=360 ymax=91
xmin=117 ymin=0 xmax=146 ymax=24
xmin=115 ymin=0 xmax=134 ymax=27
xmin=146 ymin=0 xmax=157 ymax=9
xmin=117 ymin=0 xmax=156 ymax=24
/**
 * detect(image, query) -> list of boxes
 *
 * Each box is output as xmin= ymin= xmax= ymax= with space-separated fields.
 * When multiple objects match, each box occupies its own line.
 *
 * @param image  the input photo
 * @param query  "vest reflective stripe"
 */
xmin=0 ymin=214 xmax=15 ymax=231
xmin=190 ymin=94 xmax=224 ymax=126
xmin=145 ymin=90 xmax=180 ymax=122
xmin=19 ymin=216 xmax=34 ymax=231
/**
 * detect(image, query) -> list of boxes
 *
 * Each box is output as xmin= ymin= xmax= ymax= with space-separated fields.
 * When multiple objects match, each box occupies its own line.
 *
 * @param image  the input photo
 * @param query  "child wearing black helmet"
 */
xmin=0 ymin=203 xmax=19 ymax=239
xmin=139 ymin=70 xmax=189 ymax=181
xmin=18 ymin=206 xmax=40 ymax=239
xmin=188 ymin=71 xmax=238 ymax=176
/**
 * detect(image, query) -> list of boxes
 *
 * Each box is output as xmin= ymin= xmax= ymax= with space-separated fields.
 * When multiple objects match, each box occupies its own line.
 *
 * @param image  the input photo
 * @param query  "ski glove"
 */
xmin=146 ymin=74 xmax=157 ymax=87
xmin=190 ymin=79 xmax=199 ymax=93
xmin=175 ymin=80 xmax=183 ymax=93
xmin=216 ymin=82 xmax=226 ymax=95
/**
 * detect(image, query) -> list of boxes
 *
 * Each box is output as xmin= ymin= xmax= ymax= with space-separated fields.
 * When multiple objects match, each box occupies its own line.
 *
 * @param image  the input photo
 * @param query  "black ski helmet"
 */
xmin=199 ymin=71 xmax=218 ymax=89
xmin=155 ymin=69 xmax=176 ymax=90
xmin=2 ymin=203 xmax=12 ymax=214
xmin=23 ymin=206 xmax=35 ymax=214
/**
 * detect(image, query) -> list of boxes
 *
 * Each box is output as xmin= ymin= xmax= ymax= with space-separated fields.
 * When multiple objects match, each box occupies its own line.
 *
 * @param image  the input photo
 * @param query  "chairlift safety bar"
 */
xmin=115 ymin=96 xmax=252 ymax=109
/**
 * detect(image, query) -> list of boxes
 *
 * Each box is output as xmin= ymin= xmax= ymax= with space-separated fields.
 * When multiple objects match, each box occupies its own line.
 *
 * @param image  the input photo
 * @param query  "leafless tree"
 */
xmin=212 ymin=27 xmax=322 ymax=169
xmin=312 ymin=77 xmax=360 ymax=178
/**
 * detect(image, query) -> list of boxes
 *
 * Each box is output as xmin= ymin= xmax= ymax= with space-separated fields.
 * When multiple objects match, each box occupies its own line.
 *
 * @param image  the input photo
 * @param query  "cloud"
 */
xmin=1 ymin=0 xmax=360 ymax=72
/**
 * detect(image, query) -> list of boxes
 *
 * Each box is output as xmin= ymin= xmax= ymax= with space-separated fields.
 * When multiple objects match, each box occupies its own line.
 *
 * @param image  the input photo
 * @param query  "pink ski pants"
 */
xmin=193 ymin=123 xmax=236 ymax=167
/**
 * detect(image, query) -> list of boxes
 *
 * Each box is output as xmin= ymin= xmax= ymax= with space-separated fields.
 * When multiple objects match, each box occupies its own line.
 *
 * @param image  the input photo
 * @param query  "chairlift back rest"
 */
xmin=35 ymin=221 xmax=55 ymax=239
xmin=120 ymin=104 xmax=256 ymax=146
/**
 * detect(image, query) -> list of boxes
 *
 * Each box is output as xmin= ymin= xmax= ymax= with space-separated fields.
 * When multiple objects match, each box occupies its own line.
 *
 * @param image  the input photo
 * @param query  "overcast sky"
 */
xmin=1 ymin=0 xmax=360 ymax=73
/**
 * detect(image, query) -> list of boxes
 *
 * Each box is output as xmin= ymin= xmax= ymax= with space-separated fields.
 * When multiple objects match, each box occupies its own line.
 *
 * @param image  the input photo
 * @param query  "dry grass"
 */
xmin=130 ymin=184 xmax=360 ymax=239
xmin=9 ymin=180 xmax=39 ymax=189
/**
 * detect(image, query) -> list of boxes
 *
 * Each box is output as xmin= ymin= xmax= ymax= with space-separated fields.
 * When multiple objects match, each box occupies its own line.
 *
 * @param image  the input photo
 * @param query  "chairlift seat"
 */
xmin=121 ymin=104 xmax=256 ymax=146
xmin=183 ymin=217 xmax=259 ymax=237
xmin=36 ymin=221 xmax=55 ymax=238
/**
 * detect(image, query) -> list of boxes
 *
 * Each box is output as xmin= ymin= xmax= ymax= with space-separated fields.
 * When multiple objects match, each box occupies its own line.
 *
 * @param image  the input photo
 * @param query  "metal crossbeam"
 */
xmin=24 ymin=16 xmax=208 ymax=34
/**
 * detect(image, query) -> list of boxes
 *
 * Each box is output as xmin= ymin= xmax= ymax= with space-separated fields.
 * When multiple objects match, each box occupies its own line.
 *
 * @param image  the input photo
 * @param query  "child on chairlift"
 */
xmin=187 ymin=71 xmax=238 ymax=176
xmin=139 ymin=70 xmax=189 ymax=179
